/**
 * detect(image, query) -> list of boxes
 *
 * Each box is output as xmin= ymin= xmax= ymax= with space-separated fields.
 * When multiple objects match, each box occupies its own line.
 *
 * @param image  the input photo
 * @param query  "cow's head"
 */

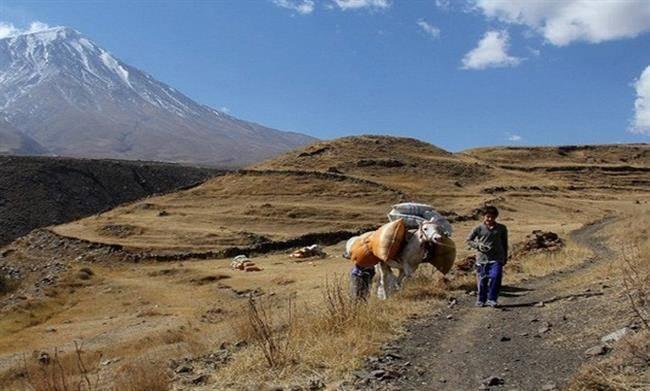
xmin=416 ymin=220 xmax=448 ymax=245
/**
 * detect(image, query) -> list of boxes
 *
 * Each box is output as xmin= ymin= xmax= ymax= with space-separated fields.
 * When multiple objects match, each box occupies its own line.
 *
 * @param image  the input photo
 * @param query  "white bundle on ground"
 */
xmin=388 ymin=202 xmax=453 ymax=236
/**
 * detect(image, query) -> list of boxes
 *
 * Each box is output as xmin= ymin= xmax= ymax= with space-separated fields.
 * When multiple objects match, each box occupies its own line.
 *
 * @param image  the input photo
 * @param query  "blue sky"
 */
xmin=2 ymin=0 xmax=650 ymax=151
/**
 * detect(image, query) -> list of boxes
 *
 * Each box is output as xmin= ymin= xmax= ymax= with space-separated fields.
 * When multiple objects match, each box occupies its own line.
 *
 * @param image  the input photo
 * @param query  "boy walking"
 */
xmin=466 ymin=206 xmax=508 ymax=307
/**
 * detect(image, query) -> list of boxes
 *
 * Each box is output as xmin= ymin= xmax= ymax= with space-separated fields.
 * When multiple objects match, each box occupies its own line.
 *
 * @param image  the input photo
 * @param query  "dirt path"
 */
xmin=349 ymin=217 xmax=617 ymax=391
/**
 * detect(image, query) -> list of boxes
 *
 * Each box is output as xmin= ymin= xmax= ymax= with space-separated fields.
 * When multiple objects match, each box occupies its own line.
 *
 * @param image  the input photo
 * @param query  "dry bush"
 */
xmin=568 ymin=212 xmax=650 ymax=390
xmin=216 ymin=274 xmax=421 ymax=387
xmin=519 ymin=240 xmax=593 ymax=277
xmin=245 ymin=296 xmax=296 ymax=368
xmin=155 ymin=323 xmax=206 ymax=356
xmin=568 ymin=329 xmax=649 ymax=391
xmin=321 ymin=276 xmax=361 ymax=330
xmin=0 ymin=274 xmax=20 ymax=296
xmin=398 ymin=267 xmax=448 ymax=301
xmin=112 ymin=358 xmax=171 ymax=391
xmin=22 ymin=341 xmax=101 ymax=391
xmin=621 ymin=245 xmax=649 ymax=328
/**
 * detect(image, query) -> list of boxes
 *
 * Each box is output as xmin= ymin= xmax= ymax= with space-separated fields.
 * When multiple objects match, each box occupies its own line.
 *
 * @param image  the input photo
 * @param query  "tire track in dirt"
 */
xmin=350 ymin=216 xmax=617 ymax=391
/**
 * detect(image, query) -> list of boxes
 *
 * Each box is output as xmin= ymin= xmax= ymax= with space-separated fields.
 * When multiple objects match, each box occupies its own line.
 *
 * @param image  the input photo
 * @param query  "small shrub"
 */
xmin=112 ymin=359 xmax=170 ymax=391
xmin=621 ymin=245 xmax=649 ymax=328
xmin=245 ymin=296 xmax=295 ymax=368
xmin=398 ymin=267 xmax=448 ymax=301
xmin=568 ymin=329 xmax=649 ymax=391
xmin=0 ymin=274 xmax=20 ymax=295
xmin=22 ymin=341 xmax=101 ymax=391
xmin=321 ymin=276 xmax=359 ymax=331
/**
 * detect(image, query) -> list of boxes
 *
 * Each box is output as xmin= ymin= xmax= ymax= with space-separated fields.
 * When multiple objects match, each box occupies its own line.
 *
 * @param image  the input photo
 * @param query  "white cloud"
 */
xmin=472 ymin=0 xmax=650 ymax=46
xmin=0 ymin=22 xmax=19 ymax=39
xmin=527 ymin=46 xmax=541 ymax=56
xmin=435 ymin=0 xmax=451 ymax=11
xmin=461 ymin=30 xmax=522 ymax=70
xmin=630 ymin=66 xmax=650 ymax=135
xmin=332 ymin=0 xmax=391 ymax=11
xmin=417 ymin=19 xmax=440 ymax=40
xmin=507 ymin=133 xmax=522 ymax=141
xmin=26 ymin=21 xmax=50 ymax=33
xmin=272 ymin=0 xmax=315 ymax=15
xmin=0 ymin=21 xmax=51 ymax=39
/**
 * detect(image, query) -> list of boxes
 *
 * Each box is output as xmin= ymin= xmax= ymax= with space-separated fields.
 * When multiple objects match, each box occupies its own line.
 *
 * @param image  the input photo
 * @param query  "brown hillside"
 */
xmin=463 ymin=144 xmax=650 ymax=193
xmin=253 ymin=135 xmax=496 ymax=194
xmin=53 ymin=170 xmax=402 ymax=252
xmin=0 ymin=136 xmax=648 ymax=390
xmin=463 ymin=143 xmax=650 ymax=166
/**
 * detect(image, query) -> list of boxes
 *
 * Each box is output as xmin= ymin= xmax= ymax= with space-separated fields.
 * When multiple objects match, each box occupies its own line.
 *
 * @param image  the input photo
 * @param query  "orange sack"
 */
xmin=370 ymin=219 xmax=406 ymax=262
xmin=350 ymin=231 xmax=382 ymax=268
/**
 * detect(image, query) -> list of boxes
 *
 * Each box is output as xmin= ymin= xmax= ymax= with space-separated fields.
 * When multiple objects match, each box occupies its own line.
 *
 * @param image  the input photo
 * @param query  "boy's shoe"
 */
xmin=486 ymin=300 xmax=498 ymax=308
xmin=475 ymin=301 xmax=485 ymax=307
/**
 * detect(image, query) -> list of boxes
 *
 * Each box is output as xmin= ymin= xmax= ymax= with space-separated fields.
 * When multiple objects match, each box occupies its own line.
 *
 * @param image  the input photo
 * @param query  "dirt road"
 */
xmin=350 ymin=217 xmax=618 ymax=391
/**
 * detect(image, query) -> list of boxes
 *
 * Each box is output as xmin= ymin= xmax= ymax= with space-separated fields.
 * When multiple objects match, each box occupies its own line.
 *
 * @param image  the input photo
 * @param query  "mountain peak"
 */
xmin=0 ymin=26 xmax=316 ymax=165
xmin=1 ymin=25 xmax=79 ymax=42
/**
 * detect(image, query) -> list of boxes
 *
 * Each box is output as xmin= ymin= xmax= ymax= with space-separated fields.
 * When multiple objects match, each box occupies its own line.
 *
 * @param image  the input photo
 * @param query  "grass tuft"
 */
xmin=113 ymin=358 xmax=171 ymax=391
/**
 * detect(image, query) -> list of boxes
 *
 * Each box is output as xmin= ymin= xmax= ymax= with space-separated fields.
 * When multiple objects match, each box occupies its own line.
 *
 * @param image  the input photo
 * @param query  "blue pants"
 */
xmin=350 ymin=266 xmax=375 ymax=300
xmin=476 ymin=262 xmax=503 ymax=303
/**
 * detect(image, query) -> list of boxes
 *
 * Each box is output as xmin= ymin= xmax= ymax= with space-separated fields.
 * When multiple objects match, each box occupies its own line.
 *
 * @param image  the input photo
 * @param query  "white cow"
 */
xmin=376 ymin=219 xmax=452 ymax=299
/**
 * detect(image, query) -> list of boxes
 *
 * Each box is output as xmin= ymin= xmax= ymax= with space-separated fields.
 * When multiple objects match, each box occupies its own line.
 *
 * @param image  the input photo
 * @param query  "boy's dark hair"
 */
xmin=482 ymin=205 xmax=499 ymax=217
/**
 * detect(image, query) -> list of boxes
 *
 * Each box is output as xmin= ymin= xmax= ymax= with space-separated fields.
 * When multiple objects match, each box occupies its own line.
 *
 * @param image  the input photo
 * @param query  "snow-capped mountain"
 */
xmin=0 ymin=26 xmax=316 ymax=166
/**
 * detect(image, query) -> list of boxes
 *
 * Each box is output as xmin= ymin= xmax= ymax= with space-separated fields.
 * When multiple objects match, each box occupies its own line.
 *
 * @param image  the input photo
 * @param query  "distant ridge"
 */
xmin=0 ymin=26 xmax=316 ymax=166
xmin=462 ymin=143 xmax=650 ymax=166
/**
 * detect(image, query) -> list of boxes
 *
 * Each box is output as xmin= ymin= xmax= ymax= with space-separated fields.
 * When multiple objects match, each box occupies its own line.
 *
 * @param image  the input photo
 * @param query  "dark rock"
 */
xmin=500 ymin=336 xmax=511 ymax=342
xmin=456 ymin=256 xmax=476 ymax=272
xmin=356 ymin=158 xmax=406 ymax=168
xmin=37 ymin=352 xmax=50 ymax=365
xmin=234 ymin=340 xmax=247 ymax=348
xmin=385 ymin=352 xmax=402 ymax=360
xmin=307 ymin=378 xmax=325 ymax=390
xmin=371 ymin=369 xmax=386 ymax=378
xmin=483 ymin=375 xmax=504 ymax=386
xmin=192 ymin=374 xmax=208 ymax=384
xmin=175 ymin=364 xmax=193 ymax=374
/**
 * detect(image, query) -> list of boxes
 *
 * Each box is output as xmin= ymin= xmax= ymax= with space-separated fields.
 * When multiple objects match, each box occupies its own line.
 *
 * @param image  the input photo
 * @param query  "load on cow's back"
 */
xmin=344 ymin=202 xmax=456 ymax=299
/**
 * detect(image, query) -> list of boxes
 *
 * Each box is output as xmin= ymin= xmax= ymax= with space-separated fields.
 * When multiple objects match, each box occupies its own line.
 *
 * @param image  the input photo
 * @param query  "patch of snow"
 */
xmin=100 ymin=51 xmax=132 ymax=89
xmin=78 ymin=38 xmax=95 ymax=50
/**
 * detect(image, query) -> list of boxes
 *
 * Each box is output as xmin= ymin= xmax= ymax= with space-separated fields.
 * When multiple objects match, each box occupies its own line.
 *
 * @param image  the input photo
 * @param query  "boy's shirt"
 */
xmin=466 ymin=222 xmax=508 ymax=264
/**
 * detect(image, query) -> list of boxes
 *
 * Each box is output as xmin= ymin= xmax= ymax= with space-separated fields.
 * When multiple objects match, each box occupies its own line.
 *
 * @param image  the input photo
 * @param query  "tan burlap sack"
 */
xmin=431 ymin=236 xmax=456 ymax=274
xmin=370 ymin=219 xmax=406 ymax=262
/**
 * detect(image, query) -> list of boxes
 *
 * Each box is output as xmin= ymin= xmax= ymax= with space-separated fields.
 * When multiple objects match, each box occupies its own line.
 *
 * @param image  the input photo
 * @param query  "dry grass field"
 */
xmin=0 ymin=136 xmax=647 ymax=390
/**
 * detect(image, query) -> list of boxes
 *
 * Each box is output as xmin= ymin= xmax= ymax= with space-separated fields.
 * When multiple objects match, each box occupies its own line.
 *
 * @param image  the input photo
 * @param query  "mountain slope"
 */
xmin=0 ymin=119 xmax=48 ymax=155
xmin=0 ymin=27 xmax=316 ymax=166
xmin=0 ymin=155 xmax=221 ymax=246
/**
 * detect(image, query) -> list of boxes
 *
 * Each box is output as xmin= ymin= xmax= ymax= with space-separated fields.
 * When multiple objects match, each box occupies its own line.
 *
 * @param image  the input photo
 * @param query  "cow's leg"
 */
xmin=376 ymin=263 xmax=394 ymax=300
xmin=395 ymin=257 xmax=421 ymax=290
